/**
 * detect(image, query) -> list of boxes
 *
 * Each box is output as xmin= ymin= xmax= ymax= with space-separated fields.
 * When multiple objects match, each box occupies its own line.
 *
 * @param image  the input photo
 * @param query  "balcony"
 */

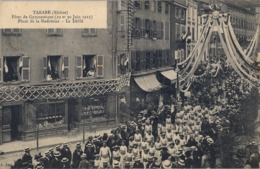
xmin=0 ymin=73 xmax=131 ymax=102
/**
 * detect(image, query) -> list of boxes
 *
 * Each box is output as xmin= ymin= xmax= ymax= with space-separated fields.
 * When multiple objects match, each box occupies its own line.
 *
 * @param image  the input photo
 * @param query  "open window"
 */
xmin=44 ymin=55 xmax=68 ymax=81
xmin=157 ymin=1 xmax=162 ymax=13
xmin=134 ymin=0 xmax=141 ymax=9
xmin=3 ymin=56 xmax=30 ymax=82
xmin=133 ymin=18 xmax=141 ymax=38
xmin=76 ymin=55 xmax=104 ymax=79
xmin=144 ymin=0 xmax=150 ymax=10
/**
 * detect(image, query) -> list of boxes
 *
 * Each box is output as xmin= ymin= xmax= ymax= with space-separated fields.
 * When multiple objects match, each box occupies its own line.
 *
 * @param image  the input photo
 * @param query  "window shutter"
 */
xmin=97 ymin=55 xmax=104 ymax=77
xmin=141 ymin=19 xmax=145 ymax=37
xmin=0 ymin=57 xmax=2 ymax=82
xmin=63 ymin=56 xmax=69 ymax=79
xmin=165 ymin=22 xmax=169 ymax=40
xmin=43 ymin=56 xmax=47 ymax=80
xmin=150 ymin=21 xmax=153 ymax=38
xmin=76 ymin=56 xmax=83 ymax=79
xmin=83 ymin=29 xmax=90 ymax=35
xmin=131 ymin=51 xmax=136 ymax=70
xmin=161 ymin=22 xmax=164 ymax=40
xmin=55 ymin=29 xmax=63 ymax=35
xmin=47 ymin=29 xmax=55 ymax=34
xmin=140 ymin=51 xmax=146 ymax=70
xmin=120 ymin=15 xmax=125 ymax=33
xmin=22 ymin=56 xmax=30 ymax=81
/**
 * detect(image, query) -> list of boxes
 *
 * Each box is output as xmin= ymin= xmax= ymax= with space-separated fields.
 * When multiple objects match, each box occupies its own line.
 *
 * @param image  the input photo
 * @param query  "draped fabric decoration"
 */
xmin=177 ymin=10 xmax=260 ymax=92
xmin=0 ymin=72 xmax=131 ymax=102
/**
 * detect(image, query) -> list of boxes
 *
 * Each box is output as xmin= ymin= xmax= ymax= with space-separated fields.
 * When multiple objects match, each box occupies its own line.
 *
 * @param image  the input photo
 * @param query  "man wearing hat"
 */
xmin=48 ymin=148 xmax=54 ymax=162
xmin=85 ymin=142 xmax=95 ymax=162
xmin=61 ymin=157 xmax=70 ymax=168
xmin=78 ymin=153 xmax=90 ymax=169
xmin=60 ymin=142 xmax=72 ymax=164
xmin=41 ymin=151 xmax=51 ymax=169
xmin=72 ymin=142 xmax=83 ymax=168
xmin=50 ymin=151 xmax=62 ymax=169
xmin=85 ymin=136 xmax=96 ymax=154
xmin=112 ymin=160 xmax=120 ymax=169
xmin=22 ymin=147 xmax=33 ymax=168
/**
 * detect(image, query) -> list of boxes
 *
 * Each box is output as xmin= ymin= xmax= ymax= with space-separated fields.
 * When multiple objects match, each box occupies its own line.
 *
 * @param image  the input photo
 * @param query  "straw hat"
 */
xmin=162 ymin=160 xmax=172 ymax=169
xmin=61 ymin=157 xmax=68 ymax=163
xmin=24 ymin=147 xmax=31 ymax=152
xmin=81 ymin=153 xmax=87 ymax=159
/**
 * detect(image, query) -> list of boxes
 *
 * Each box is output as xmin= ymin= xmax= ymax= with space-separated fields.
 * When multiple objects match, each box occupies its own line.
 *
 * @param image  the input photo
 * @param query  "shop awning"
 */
xmin=134 ymin=74 xmax=162 ymax=92
xmin=159 ymin=70 xmax=177 ymax=84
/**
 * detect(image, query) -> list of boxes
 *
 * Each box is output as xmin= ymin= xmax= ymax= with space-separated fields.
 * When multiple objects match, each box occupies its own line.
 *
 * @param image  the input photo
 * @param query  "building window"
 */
xmin=145 ymin=19 xmax=151 ymax=38
xmin=44 ymin=56 xmax=62 ymax=81
xmin=81 ymin=97 xmax=106 ymax=120
xmin=144 ymin=0 xmax=150 ymax=10
xmin=181 ymin=10 xmax=185 ymax=20
xmin=133 ymin=18 xmax=141 ymax=38
xmin=134 ymin=0 xmax=141 ymax=9
xmin=152 ymin=20 xmax=157 ymax=38
xmin=157 ymin=1 xmax=162 ymax=13
xmin=2 ymin=29 xmax=22 ymax=36
xmin=36 ymin=102 xmax=66 ymax=129
xmin=176 ymin=24 xmax=180 ymax=40
xmin=83 ymin=55 xmax=97 ymax=78
xmin=145 ymin=51 xmax=151 ymax=69
xmin=82 ymin=28 xmax=97 ymax=37
xmin=46 ymin=29 xmax=63 ymax=36
xmin=75 ymin=55 xmax=104 ymax=79
xmin=3 ymin=56 xmax=30 ymax=82
xmin=157 ymin=22 xmax=163 ymax=39
xmin=192 ymin=27 xmax=195 ymax=41
xmin=165 ymin=2 xmax=169 ymax=14
xmin=176 ymin=7 xmax=179 ymax=18
xmin=152 ymin=51 xmax=158 ymax=68
xmin=118 ymin=53 xmax=128 ymax=75
xmin=118 ymin=14 xmax=125 ymax=36
xmin=158 ymin=50 xmax=163 ymax=67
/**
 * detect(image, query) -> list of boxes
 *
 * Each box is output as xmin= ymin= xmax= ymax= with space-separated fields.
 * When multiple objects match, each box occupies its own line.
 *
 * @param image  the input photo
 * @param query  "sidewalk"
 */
xmin=0 ymin=127 xmax=115 ymax=155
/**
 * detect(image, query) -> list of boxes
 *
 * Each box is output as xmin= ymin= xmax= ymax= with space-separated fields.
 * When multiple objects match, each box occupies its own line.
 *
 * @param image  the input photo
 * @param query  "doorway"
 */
xmin=10 ymin=105 xmax=22 ymax=141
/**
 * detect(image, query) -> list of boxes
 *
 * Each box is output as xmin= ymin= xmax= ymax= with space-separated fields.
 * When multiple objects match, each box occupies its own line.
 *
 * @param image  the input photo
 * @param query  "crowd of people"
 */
xmin=12 ymin=61 xmax=260 ymax=169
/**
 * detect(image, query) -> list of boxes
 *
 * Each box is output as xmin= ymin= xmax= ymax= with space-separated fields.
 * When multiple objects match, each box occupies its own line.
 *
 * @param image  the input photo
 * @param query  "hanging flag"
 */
xmin=83 ymin=56 xmax=86 ymax=69
xmin=19 ymin=57 xmax=23 ymax=75
xmin=124 ymin=56 xmax=129 ymax=66
xmin=48 ymin=58 xmax=51 ymax=71
xmin=4 ymin=58 xmax=8 ymax=73
xmin=61 ymin=59 xmax=65 ymax=72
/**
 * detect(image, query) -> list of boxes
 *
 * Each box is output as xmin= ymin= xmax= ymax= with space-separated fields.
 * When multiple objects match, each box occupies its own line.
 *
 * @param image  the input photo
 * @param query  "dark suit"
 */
xmin=61 ymin=147 xmax=72 ymax=164
xmin=22 ymin=152 xmax=32 ymax=167
xmin=72 ymin=149 xmax=83 ymax=168
xmin=51 ymin=157 xmax=62 ymax=169
xmin=78 ymin=159 xmax=90 ymax=169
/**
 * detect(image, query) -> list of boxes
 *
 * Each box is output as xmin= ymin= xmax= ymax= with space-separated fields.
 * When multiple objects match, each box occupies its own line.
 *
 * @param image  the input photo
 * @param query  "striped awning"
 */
xmin=134 ymin=74 xmax=162 ymax=92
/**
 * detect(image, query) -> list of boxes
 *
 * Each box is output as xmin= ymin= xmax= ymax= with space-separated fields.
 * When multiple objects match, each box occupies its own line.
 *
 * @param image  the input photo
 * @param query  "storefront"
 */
xmin=157 ymin=69 xmax=177 ymax=105
xmin=0 ymin=94 xmax=117 ymax=143
xmin=130 ymin=73 xmax=163 ymax=114
xmin=68 ymin=94 xmax=117 ymax=131
xmin=22 ymin=100 xmax=68 ymax=141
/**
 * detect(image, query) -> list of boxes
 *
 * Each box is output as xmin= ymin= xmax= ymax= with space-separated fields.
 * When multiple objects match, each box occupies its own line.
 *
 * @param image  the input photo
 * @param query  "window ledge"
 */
xmin=2 ymin=81 xmax=30 ymax=85
xmin=76 ymin=77 xmax=104 ymax=81
xmin=82 ymin=34 xmax=97 ymax=37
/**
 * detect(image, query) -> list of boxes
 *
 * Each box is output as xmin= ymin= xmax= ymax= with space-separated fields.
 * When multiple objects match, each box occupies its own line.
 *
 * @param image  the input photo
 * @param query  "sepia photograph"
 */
xmin=0 ymin=0 xmax=260 ymax=168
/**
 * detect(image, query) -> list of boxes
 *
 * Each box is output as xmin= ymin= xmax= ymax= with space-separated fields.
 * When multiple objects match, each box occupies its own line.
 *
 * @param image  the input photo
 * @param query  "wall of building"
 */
xmin=0 ymin=1 xmax=115 ymax=84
